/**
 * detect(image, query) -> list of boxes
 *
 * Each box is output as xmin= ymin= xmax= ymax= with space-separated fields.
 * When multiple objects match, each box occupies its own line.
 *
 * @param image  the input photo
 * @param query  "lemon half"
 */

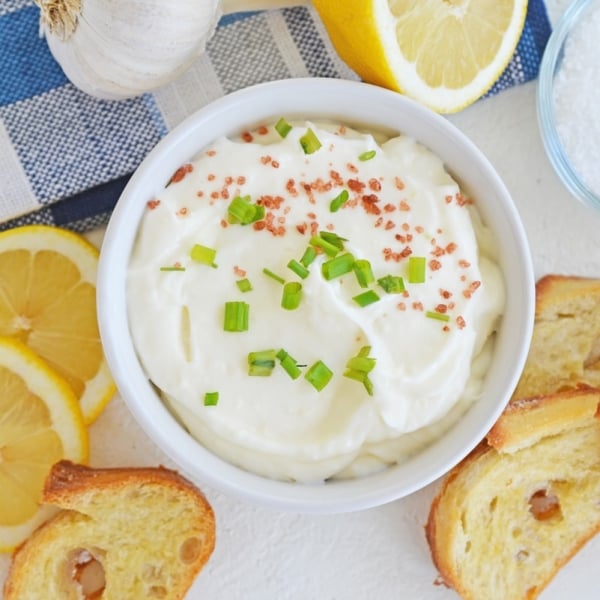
xmin=313 ymin=0 xmax=529 ymax=113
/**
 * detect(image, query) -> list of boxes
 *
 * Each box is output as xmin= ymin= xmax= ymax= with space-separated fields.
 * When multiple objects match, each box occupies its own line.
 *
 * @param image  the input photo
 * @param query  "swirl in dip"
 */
xmin=127 ymin=121 xmax=505 ymax=483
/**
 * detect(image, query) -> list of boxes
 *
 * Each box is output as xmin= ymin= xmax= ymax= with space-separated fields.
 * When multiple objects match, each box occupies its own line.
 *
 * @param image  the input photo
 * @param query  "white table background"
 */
xmin=2 ymin=1 xmax=599 ymax=598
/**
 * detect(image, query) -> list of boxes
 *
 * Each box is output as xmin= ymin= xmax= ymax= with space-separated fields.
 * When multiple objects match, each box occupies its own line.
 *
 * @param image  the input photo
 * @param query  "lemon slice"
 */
xmin=0 ymin=225 xmax=115 ymax=424
xmin=313 ymin=0 xmax=528 ymax=113
xmin=0 ymin=337 xmax=89 ymax=551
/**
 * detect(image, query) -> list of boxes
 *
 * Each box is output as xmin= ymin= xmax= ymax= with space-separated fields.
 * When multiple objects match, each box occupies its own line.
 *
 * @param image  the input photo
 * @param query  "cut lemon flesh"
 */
xmin=313 ymin=0 xmax=528 ymax=113
xmin=0 ymin=337 xmax=88 ymax=551
xmin=0 ymin=225 xmax=115 ymax=424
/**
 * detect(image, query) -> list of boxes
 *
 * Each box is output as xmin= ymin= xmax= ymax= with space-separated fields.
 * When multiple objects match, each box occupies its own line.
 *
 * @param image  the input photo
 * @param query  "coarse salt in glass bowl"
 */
xmin=537 ymin=0 xmax=600 ymax=210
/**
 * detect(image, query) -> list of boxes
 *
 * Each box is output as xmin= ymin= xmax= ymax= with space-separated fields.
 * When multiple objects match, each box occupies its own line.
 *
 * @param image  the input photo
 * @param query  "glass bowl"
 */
xmin=537 ymin=0 xmax=600 ymax=209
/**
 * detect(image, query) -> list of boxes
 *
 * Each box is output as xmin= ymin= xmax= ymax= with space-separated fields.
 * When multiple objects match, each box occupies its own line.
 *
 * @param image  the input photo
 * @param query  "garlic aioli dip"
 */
xmin=127 ymin=121 xmax=505 ymax=483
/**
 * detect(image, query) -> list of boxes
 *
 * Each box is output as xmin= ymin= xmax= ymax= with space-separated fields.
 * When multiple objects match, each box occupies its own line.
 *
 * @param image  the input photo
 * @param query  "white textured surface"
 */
xmin=2 ymin=1 xmax=600 ymax=598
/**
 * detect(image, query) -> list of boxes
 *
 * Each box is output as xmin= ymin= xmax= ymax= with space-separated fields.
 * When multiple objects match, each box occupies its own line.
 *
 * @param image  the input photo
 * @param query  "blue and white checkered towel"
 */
xmin=0 ymin=1 xmax=552 ymax=233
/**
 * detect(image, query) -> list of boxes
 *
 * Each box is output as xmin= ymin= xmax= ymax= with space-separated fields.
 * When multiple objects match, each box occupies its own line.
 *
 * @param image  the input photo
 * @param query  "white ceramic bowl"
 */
xmin=98 ymin=78 xmax=534 ymax=514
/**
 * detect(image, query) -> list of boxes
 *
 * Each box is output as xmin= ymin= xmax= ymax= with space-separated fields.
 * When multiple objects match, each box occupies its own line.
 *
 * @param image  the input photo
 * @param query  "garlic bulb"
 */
xmin=35 ymin=0 xmax=222 ymax=100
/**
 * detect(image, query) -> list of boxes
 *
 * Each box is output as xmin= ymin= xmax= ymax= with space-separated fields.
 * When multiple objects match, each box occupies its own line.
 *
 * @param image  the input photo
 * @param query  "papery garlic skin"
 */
xmin=37 ymin=0 xmax=222 ymax=100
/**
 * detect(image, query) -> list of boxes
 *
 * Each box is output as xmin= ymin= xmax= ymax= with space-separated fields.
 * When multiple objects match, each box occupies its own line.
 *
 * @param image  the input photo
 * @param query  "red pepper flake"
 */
xmin=272 ymin=160 xmax=280 ymax=169
xmin=257 ymin=125 xmax=269 ymax=135
xmin=362 ymin=194 xmax=381 ymax=215
xmin=445 ymin=195 xmax=453 ymax=204
xmin=443 ymin=325 xmax=450 ymax=332
xmin=220 ymin=219 xmax=228 ymax=228
xmin=242 ymin=131 xmax=253 ymax=143
xmin=397 ymin=302 xmax=406 ymax=311
xmin=147 ymin=199 xmax=161 ymax=210
xmin=310 ymin=221 xmax=319 ymax=235
xmin=437 ymin=228 xmax=443 ymax=235
xmin=286 ymin=178 xmax=298 ymax=196
xmin=431 ymin=246 xmax=445 ymax=257
xmin=338 ymin=125 xmax=347 ymax=135
xmin=415 ymin=225 xmax=424 ymax=234
xmin=296 ymin=222 xmax=308 ymax=235
xmin=253 ymin=221 xmax=266 ymax=231
xmin=221 ymin=188 xmax=230 ymax=200
xmin=448 ymin=302 xmax=455 ymax=310
xmin=394 ymin=177 xmax=405 ymax=190
xmin=196 ymin=191 xmax=204 ymax=198
xmin=347 ymin=178 xmax=366 ymax=193
xmin=207 ymin=173 xmax=215 ymax=181
xmin=310 ymin=177 xmax=332 ymax=192
xmin=456 ymin=316 xmax=466 ymax=329
xmin=176 ymin=207 xmax=189 ymax=217
xmin=210 ymin=191 xmax=219 ymax=200
xmin=458 ymin=259 xmax=471 ymax=268
xmin=234 ymin=265 xmax=247 ymax=277
xmin=399 ymin=200 xmax=410 ymax=211
xmin=430 ymin=238 xmax=437 ymax=246
xmin=206 ymin=150 xmax=216 ymax=157
xmin=347 ymin=163 xmax=358 ymax=174
xmin=237 ymin=176 xmax=246 ymax=185
xmin=224 ymin=176 xmax=233 ymax=185
xmin=374 ymin=216 xmax=384 ymax=228
xmin=369 ymin=178 xmax=381 ymax=192
xmin=435 ymin=304 xmax=448 ymax=314
xmin=446 ymin=242 xmax=457 ymax=254
xmin=456 ymin=192 xmax=473 ymax=206
xmin=400 ymin=246 xmax=413 ymax=258
xmin=385 ymin=220 xmax=395 ymax=230
xmin=168 ymin=164 xmax=192 ymax=185
xmin=463 ymin=280 xmax=481 ymax=298
xmin=330 ymin=170 xmax=344 ymax=186
xmin=258 ymin=195 xmax=284 ymax=210
xmin=429 ymin=259 xmax=442 ymax=271
xmin=325 ymin=223 xmax=335 ymax=231
xmin=460 ymin=275 xmax=467 ymax=282
xmin=395 ymin=234 xmax=406 ymax=243
xmin=384 ymin=203 xmax=396 ymax=213
xmin=307 ymin=211 xmax=317 ymax=220
xmin=439 ymin=289 xmax=452 ymax=299
xmin=302 ymin=182 xmax=316 ymax=204
xmin=412 ymin=302 xmax=424 ymax=311
xmin=261 ymin=155 xmax=272 ymax=165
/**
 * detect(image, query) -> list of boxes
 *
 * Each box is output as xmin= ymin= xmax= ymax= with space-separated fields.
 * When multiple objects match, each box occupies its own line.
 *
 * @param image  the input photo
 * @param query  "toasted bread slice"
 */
xmin=513 ymin=275 xmax=600 ymax=399
xmin=3 ymin=461 xmax=215 ymax=600
xmin=426 ymin=389 xmax=600 ymax=600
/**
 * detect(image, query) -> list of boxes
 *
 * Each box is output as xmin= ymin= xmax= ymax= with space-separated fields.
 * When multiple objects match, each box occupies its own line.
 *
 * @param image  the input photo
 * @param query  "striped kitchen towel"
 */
xmin=0 ymin=0 xmax=552 ymax=233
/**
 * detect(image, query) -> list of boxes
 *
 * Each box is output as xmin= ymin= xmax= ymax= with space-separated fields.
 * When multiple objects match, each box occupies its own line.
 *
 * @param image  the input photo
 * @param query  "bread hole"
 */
xmin=179 ymin=536 xmax=203 ymax=564
xmin=528 ymin=488 xmax=562 ymax=521
xmin=584 ymin=336 xmax=600 ymax=367
xmin=69 ymin=549 xmax=106 ymax=600
xmin=489 ymin=496 xmax=498 ymax=512
xmin=516 ymin=549 xmax=530 ymax=562
xmin=512 ymin=527 xmax=522 ymax=538
xmin=181 ymin=305 xmax=192 ymax=362
xmin=464 ymin=540 xmax=471 ymax=553
xmin=460 ymin=511 xmax=467 ymax=533
xmin=148 ymin=585 xmax=168 ymax=598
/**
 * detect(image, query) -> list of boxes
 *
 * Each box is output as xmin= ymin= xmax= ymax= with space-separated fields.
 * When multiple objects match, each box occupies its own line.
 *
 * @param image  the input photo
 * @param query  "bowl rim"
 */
xmin=98 ymin=77 xmax=534 ymax=514
xmin=537 ymin=0 xmax=600 ymax=209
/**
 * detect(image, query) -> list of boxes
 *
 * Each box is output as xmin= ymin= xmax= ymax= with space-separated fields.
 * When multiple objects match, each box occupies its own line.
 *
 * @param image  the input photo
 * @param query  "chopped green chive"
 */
xmin=287 ymin=259 xmax=310 ymax=280
xmin=160 ymin=266 xmax=186 ymax=272
xmin=321 ymin=253 xmax=355 ymax=280
xmin=358 ymin=150 xmax=376 ymax=161
xmin=223 ymin=301 xmax=249 ymax=332
xmin=353 ymin=259 xmax=375 ymax=288
xmin=190 ymin=244 xmax=217 ymax=268
xmin=299 ymin=128 xmax=322 ymax=154
xmin=281 ymin=281 xmax=302 ymax=310
xmin=408 ymin=256 xmax=426 ymax=283
xmin=263 ymin=268 xmax=285 ymax=284
xmin=309 ymin=235 xmax=339 ymax=257
xmin=300 ymin=246 xmax=317 ymax=267
xmin=329 ymin=189 xmax=349 ymax=212
xmin=353 ymin=290 xmax=380 ymax=307
xmin=305 ymin=360 xmax=333 ymax=391
xmin=236 ymin=278 xmax=253 ymax=293
xmin=248 ymin=349 xmax=277 ymax=376
xmin=343 ymin=346 xmax=376 ymax=396
xmin=227 ymin=196 xmax=264 ymax=225
xmin=378 ymin=275 xmax=406 ymax=294
xmin=275 ymin=117 xmax=292 ymax=138
xmin=204 ymin=391 xmax=219 ymax=406
xmin=426 ymin=310 xmax=450 ymax=322
xmin=276 ymin=349 xmax=302 ymax=380
xmin=319 ymin=231 xmax=347 ymax=250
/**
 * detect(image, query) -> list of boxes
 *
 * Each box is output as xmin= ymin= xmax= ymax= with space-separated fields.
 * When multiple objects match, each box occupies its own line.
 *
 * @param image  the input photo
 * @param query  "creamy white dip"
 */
xmin=127 ymin=121 xmax=504 ymax=483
